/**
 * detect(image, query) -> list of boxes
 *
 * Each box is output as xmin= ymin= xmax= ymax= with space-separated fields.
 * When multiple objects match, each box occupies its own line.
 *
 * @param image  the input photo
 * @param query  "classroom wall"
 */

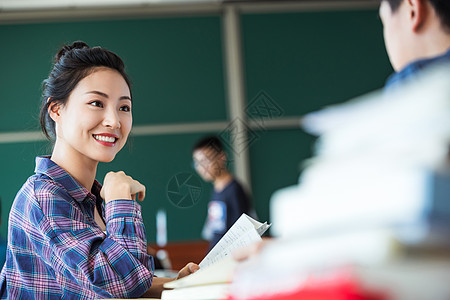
xmin=0 ymin=3 xmax=392 ymax=242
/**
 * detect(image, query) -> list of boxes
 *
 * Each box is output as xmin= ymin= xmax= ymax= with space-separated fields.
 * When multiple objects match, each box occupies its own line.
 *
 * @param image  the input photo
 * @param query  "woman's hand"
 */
xmin=176 ymin=262 xmax=200 ymax=280
xmin=141 ymin=263 xmax=200 ymax=298
xmin=100 ymin=171 xmax=146 ymax=203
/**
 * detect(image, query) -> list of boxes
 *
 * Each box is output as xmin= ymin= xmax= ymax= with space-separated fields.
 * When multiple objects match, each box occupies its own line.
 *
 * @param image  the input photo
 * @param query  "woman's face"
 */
xmin=53 ymin=67 xmax=132 ymax=163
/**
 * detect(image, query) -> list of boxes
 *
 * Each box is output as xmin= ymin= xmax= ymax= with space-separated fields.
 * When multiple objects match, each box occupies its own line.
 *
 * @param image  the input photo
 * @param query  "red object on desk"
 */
xmin=229 ymin=266 xmax=388 ymax=300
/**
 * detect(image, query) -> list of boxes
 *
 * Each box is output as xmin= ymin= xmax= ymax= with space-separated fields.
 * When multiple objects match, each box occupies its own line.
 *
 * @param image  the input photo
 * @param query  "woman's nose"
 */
xmin=103 ymin=108 xmax=121 ymax=129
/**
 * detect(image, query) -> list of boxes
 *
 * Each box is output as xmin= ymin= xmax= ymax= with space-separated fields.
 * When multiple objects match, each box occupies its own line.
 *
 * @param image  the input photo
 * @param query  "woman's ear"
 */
xmin=47 ymin=99 xmax=62 ymax=123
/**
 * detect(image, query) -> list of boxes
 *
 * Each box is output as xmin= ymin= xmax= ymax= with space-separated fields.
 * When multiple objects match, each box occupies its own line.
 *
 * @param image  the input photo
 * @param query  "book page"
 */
xmin=164 ymin=255 xmax=237 ymax=289
xmin=199 ymin=214 xmax=270 ymax=269
xmin=255 ymin=222 xmax=270 ymax=236
xmin=164 ymin=214 xmax=271 ymax=290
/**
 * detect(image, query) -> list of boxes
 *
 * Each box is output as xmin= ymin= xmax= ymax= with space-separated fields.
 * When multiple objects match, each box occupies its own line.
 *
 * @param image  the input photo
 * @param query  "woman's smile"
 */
xmin=93 ymin=133 xmax=119 ymax=146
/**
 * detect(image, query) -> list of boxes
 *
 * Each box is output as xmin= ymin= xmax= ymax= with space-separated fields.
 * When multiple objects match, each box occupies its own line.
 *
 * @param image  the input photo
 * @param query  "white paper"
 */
xmin=164 ymin=254 xmax=237 ymax=289
xmin=199 ymin=214 xmax=270 ymax=269
xmin=163 ymin=214 xmax=270 ymax=290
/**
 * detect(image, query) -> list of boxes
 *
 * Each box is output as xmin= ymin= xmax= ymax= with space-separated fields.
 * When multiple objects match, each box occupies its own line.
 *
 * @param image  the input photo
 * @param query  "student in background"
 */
xmin=192 ymin=136 xmax=253 ymax=251
xmin=0 ymin=41 xmax=198 ymax=299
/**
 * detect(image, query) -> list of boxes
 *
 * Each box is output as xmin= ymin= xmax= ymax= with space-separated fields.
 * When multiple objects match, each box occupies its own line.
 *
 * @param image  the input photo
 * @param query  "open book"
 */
xmin=163 ymin=213 xmax=270 ymax=290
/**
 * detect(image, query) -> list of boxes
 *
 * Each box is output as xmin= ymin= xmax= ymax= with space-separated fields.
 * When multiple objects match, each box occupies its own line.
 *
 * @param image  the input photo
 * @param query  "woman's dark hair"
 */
xmin=40 ymin=41 xmax=131 ymax=140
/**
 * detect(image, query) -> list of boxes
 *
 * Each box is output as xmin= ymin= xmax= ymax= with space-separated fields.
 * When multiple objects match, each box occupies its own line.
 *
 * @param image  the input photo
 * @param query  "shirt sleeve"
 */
xmin=32 ymin=179 xmax=154 ymax=298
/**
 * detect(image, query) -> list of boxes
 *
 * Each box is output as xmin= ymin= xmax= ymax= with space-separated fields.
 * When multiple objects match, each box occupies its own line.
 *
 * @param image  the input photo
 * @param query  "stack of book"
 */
xmin=230 ymin=65 xmax=450 ymax=300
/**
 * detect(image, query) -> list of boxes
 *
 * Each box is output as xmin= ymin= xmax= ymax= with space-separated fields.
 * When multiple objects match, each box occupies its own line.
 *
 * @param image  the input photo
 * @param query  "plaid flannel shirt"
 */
xmin=0 ymin=156 xmax=154 ymax=299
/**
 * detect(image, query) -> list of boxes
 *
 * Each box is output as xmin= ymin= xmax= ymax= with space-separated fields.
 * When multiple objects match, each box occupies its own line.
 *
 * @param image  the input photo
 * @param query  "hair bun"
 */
xmin=54 ymin=41 xmax=90 ymax=63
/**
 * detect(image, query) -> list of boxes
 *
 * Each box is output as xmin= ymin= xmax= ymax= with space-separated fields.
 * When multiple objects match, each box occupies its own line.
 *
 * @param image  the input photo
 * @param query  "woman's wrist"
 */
xmin=104 ymin=182 xmax=131 ymax=202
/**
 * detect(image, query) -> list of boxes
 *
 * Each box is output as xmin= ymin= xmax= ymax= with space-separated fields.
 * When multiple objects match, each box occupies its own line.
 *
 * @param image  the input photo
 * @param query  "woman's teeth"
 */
xmin=94 ymin=135 xmax=116 ymax=143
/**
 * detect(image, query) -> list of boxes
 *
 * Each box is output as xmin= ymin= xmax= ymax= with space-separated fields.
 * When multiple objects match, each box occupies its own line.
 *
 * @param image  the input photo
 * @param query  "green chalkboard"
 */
xmin=0 ymin=6 xmax=393 ymax=242
xmin=0 ymin=15 xmax=226 ymax=133
xmin=242 ymin=9 xmax=393 ymax=116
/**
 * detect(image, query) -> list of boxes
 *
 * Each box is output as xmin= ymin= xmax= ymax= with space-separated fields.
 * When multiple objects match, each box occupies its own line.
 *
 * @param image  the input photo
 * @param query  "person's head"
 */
xmin=379 ymin=0 xmax=450 ymax=71
xmin=192 ymin=136 xmax=228 ymax=182
xmin=40 ymin=41 xmax=132 ymax=163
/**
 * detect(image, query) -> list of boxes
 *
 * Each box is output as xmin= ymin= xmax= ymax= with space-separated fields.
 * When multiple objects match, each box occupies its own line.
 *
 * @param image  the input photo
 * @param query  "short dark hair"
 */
xmin=383 ymin=0 xmax=403 ymax=12
xmin=192 ymin=136 xmax=224 ymax=154
xmin=384 ymin=0 xmax=450 ymax=31
xmin=40 ymin=41 xmax=131 ymax=140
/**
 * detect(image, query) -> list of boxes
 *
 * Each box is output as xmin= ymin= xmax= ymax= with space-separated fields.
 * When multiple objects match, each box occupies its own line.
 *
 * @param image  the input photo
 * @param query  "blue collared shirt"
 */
xmin=385 ymin=48 xmax=450 ymax=91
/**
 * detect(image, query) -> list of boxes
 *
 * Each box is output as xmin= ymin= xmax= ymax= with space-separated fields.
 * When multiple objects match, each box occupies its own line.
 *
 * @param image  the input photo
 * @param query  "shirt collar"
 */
xmin=385 ymin=48 xmax=450 ymax=91
xmin=35 ymin=156 xmax=102 ymax=203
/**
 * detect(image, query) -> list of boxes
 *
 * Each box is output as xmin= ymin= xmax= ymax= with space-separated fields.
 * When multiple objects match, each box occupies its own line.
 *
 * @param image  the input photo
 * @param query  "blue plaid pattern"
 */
xmin=0 ymin=156 xmax=154 ymax=299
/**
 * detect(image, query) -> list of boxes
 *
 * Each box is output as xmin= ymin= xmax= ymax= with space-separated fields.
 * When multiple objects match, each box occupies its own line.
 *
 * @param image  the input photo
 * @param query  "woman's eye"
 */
xmin=120 ymin=105 xmax=131 ymax=112
xmin=89 ymin=101 xmax=103 ymax=107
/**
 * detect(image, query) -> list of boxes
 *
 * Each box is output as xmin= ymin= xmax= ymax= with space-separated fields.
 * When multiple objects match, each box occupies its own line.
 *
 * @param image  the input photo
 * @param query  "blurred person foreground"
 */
xmin=230 ymin=65 xmax=450 ymax=300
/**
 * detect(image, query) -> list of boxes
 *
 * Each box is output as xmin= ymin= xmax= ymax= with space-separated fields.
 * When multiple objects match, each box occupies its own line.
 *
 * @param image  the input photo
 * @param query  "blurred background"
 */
xmin=0 ymin=0 xmax=391 ymax=257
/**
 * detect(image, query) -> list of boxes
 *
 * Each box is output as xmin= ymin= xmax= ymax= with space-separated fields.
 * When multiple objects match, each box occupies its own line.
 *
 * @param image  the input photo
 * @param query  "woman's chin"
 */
xmin=95 ymin=154 xmax=117 ymax=163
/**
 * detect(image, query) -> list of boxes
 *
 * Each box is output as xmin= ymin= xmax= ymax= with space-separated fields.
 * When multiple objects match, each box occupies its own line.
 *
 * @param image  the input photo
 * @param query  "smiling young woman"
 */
xmin=0 ymin=41 xmax=198 ymax=299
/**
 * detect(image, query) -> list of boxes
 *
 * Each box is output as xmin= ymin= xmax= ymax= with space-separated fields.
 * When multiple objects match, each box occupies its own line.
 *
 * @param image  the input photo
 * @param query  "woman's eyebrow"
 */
xmin=85 ymin=90 xmax=132 ymax=102
xmin=86 ymin=90 xmax=108 ymax=98
xmin=120 ymin=96 xmax=132 ymax=102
